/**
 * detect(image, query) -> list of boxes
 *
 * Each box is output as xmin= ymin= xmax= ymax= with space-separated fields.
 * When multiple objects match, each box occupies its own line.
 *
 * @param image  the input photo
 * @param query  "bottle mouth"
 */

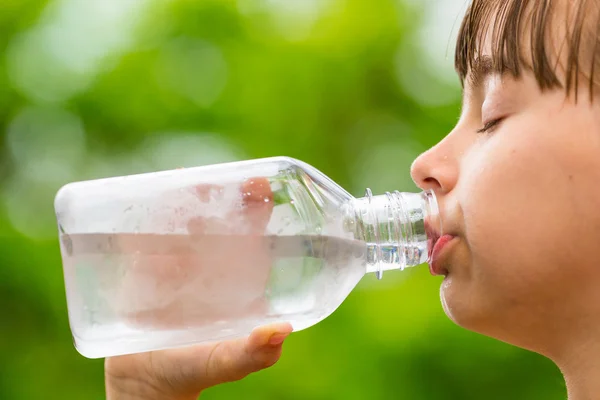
xmin=394 ymin=189 xmax=442 ymax=267
xmin=346 ymin=188 xmax=443 ymax=278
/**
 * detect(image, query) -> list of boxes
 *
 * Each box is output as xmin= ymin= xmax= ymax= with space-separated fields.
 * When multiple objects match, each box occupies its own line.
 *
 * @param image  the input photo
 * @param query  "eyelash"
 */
xmin=476 ymin=118 xmax=503 ymax=134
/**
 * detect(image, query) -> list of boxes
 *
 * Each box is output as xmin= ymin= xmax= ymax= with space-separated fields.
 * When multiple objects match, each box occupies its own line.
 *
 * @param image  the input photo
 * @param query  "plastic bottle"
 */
xmin=55 ymin=156 xmax=441 ymax=358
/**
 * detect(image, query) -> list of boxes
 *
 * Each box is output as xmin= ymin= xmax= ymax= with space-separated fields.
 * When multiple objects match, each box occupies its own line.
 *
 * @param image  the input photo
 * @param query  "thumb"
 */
xmin=202 ymin=322 xmax=293 ymax=388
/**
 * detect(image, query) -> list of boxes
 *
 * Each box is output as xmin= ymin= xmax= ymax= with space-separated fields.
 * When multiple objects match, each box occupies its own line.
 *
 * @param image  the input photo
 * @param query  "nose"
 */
xmin=410 ymin=137 xmax=459 ymax=194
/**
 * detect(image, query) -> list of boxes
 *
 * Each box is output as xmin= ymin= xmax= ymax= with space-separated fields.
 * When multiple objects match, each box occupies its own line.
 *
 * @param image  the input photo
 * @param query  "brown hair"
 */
xmin=454 ymin=0 xmax=600 ymax=101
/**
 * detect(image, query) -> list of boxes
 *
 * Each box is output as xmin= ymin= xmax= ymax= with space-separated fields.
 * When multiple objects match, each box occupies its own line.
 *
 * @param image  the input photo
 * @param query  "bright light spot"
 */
xmin=6 ymin=0 xmax=149 ymax=103
xmin=155 ymin=38 xmax=228 ymax=107
xmin=3 ymin=170 xmax=67 ymax=240
xmin=7 ymin=30 xmax=90 ymax=103
xmin=6 ymin=106 xmax=86 ymax=181
xmin=415 ymin=0 xmax=467 ymax=85
xmin=80 ymin=153 xmax=154 ymax=181
xmin=394 ymin=43 xmax=461 ymax=107
xmin=139 ymin=133 xmax=246 ymax=171
xmin=394 ymin=0 xmax=465 ymax=107
xmin=3 ymin=106 xmax=88 ymax=239
xmin=237 ymin=0 xmax=330 ymax=41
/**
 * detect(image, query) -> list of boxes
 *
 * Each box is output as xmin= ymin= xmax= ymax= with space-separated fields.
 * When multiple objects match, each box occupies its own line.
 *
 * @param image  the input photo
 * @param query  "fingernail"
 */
xmin=268 ymin=332 xmax=290 ymax=346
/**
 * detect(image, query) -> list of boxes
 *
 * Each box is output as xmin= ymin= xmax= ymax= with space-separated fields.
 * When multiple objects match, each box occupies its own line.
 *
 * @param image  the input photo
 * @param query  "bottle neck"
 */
xmin=346 ymin=189 xmax=441 ymax=279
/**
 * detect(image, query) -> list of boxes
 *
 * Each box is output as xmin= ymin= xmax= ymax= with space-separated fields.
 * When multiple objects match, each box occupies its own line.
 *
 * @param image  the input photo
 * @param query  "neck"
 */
xmin=555 ymin=337 xmax=600 ymax=400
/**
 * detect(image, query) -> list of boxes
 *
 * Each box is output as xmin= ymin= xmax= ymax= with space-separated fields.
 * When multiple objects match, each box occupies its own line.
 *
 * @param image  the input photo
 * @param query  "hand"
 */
xmin=104 ymin=176 xmax=293 ymax=399
xmin=105 ymin=321 xmax=293 ymax=399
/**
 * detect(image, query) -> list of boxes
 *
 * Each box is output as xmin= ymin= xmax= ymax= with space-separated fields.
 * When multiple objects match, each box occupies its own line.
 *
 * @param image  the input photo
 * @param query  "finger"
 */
xmin=240 ymin=177 xmax=274 ymax=234
xmin=202 ymin=322 xmax=293 ymax=387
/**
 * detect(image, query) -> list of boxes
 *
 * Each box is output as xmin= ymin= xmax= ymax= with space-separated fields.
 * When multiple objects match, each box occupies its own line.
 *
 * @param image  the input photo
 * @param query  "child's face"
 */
xmin=411 ymin=19 xmax=600 ymax=354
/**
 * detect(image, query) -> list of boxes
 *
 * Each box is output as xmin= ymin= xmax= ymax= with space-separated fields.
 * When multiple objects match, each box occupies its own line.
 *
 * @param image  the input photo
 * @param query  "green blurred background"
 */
xmin=0 ymin=0 xmax=565 ymax=398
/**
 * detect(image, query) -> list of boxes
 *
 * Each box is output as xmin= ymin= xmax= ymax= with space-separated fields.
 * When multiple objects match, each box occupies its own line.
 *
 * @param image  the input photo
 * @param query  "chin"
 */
xmin=439 ymin=279 xmax=532 ymax=350
xmin=439 ymin=277 xmax=459 ymax=323
xmin=439 ymin=276 xmax=488 ymax=332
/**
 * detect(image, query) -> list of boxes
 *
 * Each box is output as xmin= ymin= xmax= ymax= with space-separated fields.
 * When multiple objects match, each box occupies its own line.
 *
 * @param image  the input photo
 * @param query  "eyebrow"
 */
xmin=467 ymin=55 xmax=494 ymax=88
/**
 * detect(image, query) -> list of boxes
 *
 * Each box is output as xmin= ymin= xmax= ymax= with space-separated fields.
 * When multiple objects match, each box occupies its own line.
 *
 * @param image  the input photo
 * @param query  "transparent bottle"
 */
xmin=55 ymin=156 xmax=441 ymax=358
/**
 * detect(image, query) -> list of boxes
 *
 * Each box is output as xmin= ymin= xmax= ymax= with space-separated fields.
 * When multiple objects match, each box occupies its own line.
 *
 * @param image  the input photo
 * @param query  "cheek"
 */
xmin=453 ymin=127 xmax=592 ymax=312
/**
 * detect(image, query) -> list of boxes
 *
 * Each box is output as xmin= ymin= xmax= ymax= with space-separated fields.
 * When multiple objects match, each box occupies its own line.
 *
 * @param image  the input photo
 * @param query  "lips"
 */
xmin=423 ymin=202 xmax=455 ymax=276
xmin=429 ymin=234 xmax=455 ymax=276
xmin=424 ymin=220 xmax=440 ymax=261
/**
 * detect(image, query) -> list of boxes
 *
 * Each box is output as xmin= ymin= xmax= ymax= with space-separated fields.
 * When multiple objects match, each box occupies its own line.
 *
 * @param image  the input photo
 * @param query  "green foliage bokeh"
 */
xmin=0 ymin=0 xmax=564 ymax=399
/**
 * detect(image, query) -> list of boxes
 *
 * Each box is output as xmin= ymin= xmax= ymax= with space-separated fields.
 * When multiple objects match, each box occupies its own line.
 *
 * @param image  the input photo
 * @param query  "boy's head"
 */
xmin=411 ymin=0 xmax=600 ymax=361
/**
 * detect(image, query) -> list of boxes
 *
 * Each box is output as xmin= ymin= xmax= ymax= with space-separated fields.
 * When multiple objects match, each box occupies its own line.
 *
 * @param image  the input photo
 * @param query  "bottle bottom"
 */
xmin=74 ymin=314 xmax=324 ymax=359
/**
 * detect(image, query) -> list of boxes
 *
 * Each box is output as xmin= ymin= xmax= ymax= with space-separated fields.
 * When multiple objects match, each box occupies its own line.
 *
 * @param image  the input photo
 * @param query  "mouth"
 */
xmin=425 ymin=218 xmax=456 ymax=277
xmin=429 ymin=234 xmax=456 ymax=276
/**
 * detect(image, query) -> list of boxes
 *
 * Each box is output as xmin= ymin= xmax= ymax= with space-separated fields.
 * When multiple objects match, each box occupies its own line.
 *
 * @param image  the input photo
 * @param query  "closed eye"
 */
xmin=476 ymin=118 xmax=503 ymax=134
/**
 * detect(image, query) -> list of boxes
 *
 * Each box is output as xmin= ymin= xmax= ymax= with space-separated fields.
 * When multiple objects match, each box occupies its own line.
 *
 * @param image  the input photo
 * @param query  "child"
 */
xmin=105 ymin=1 xmax=600 ymax=399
